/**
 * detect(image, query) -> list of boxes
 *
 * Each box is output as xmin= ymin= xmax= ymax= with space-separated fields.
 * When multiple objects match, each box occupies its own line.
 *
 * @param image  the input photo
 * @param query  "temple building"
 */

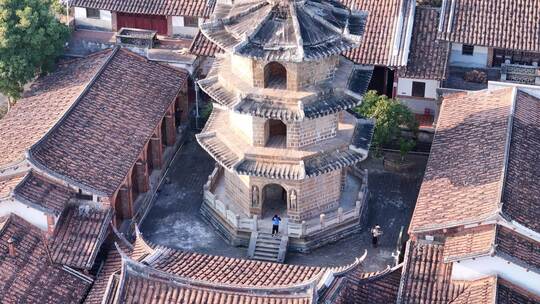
xmin=0 ymin=47 xmax=189 ymax=232
xmin=195 ymin=0 xmax=375 ymax=261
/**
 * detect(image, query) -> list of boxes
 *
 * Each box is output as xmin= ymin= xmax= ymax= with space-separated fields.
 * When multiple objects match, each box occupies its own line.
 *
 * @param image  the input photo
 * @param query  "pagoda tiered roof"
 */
xmin=200 ymin=0 xmax=368 ymax=62
xmin=198 ymin=56 xmax=373 ymax=121
xmin=196 ymin=108 xmax=374 ymax=179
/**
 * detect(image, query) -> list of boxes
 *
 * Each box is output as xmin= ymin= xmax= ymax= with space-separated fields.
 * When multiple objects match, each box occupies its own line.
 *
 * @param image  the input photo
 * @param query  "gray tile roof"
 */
xmin=200 ymin=0 xmax=367 ymax=62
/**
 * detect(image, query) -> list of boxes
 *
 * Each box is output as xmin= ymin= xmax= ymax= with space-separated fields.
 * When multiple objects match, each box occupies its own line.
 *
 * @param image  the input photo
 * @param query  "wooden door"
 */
xmin=117 ymin=13 xmax=168 ymax=35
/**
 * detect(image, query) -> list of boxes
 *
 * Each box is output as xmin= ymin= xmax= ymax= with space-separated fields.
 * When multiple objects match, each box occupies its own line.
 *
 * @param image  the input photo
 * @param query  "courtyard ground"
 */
xmin=141 ymin=133 xmax=428 ymax=272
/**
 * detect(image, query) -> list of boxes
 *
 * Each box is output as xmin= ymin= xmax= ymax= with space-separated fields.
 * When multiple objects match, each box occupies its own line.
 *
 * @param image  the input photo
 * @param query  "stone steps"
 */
xmin=247 ymin=232 xmax=288 ymax=263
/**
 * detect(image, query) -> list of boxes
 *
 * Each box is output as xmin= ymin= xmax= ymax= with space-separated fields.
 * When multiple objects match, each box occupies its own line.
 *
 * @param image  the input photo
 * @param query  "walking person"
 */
xmin=271 ymin=214 xmax=281 ymax=237
xmin=371 ymin=225 xmax=383 ymax=248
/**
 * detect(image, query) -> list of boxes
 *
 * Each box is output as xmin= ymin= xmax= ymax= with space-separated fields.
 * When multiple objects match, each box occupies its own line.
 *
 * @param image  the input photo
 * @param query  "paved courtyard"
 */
xmin=141 ymin=133 xmax=428 ymax=271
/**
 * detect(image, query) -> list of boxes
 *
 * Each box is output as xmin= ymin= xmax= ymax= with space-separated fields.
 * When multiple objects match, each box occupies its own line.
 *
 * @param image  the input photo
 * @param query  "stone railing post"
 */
xmin=355 ymin=201 xmax=361 ymax=215
xmin=338 ymin=207 xmax=343 ymax=223
xmin=301 ymin=221 xmax=307 ymax=236
xmin=320 ymin=214 xmax=325 ymax=229
xmin=252 ymin=214 xmax=258 ymax=231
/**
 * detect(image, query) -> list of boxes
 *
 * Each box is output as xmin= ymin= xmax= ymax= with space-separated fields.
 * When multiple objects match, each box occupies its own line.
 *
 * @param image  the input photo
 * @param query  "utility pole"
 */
xmin=194 ymin=76 xmax=200 ymax=130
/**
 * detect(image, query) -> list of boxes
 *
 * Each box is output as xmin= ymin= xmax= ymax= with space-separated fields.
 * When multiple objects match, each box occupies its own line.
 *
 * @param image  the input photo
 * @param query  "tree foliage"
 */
xmin=354 ymin=90 xmax=418 ymax=156
xmin=0 ymin=0 xmax=70 ymax=103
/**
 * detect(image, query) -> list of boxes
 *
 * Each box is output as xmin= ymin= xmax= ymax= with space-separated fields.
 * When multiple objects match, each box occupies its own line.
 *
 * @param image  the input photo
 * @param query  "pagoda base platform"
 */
xmin=200 ymin=166 xmax=370 ymax=253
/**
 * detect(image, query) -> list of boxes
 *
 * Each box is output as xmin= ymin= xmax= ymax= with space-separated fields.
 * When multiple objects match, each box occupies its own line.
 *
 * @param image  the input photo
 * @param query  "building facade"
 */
xmin=70 ymin=0 xmax=215 ymax=38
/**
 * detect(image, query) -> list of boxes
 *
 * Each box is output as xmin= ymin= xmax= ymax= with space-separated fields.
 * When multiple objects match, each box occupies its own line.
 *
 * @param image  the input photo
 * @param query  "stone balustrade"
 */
xmin=203 ymin=166 xmax=370 ymax=239
xmin=501 ymin=63 xmax=540 ymax=85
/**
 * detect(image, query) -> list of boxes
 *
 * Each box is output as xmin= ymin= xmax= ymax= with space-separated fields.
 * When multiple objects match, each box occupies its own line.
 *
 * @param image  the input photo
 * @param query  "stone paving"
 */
xmin=141 ymin=133 xmax=428 ymax=271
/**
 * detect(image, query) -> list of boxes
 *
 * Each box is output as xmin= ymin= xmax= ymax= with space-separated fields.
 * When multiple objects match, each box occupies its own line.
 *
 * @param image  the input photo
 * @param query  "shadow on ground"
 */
xmin=141 ymin=134 xmax=428 ymax=271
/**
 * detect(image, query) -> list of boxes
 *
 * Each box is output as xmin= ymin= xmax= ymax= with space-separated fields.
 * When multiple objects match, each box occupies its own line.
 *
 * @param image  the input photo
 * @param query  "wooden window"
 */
xmin=183 ymin=16 xmax=198 ymax=27
xmin=86 ymin=8 xmax=100 ymax=19
xmin=411 ymin=81 xmax=426 ymax=98
xmin=462 ymin=44 xmax=474 ymax=56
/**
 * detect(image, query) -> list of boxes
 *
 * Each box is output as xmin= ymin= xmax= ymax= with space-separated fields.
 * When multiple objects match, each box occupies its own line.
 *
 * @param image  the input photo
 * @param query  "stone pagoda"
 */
xmin=196 ymin=0 xmax=374 ymax=261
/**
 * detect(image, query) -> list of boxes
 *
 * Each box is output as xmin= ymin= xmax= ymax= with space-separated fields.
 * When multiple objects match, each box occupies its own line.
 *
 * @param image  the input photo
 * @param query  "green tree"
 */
xmin=0 ymin=0 xmax=70 ymax=108
xmin=354 ymin=91 xmax=418 ymax=156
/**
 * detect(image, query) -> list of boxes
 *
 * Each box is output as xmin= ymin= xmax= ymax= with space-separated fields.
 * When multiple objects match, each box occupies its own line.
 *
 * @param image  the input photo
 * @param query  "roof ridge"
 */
xmin=25 ymin=47 xmax=120 ymax=196
xmin=120 ymin=253 xmax=321 ymax=294
xmin=496 ymin=87 xmax=517 ymax=216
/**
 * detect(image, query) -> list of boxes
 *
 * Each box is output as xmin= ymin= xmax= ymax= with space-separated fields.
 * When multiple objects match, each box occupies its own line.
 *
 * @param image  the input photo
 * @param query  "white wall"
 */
xmin=74 ymin=7 xmax=113 ymax=31
xmin=397 ymin=78 xmax=440 ymax=99
xmin=0 ymin=199 xmax=50 ymax=231
xmin=449 ymin=43 xmax=489 ymax=68
xmin=171 ymin=16 xmax=200 ymax=38
xmin=230 ymin=112 xmax=254 ymax=144
xmin=452 ymin=255 xmax=540 ymax=295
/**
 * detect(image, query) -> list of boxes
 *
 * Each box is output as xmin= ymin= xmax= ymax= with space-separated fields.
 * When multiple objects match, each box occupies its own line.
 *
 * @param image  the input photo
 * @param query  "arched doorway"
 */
xmin=266 ymin=119 xmax=286 ymax=147
xmin=262 ymin=184 xmax=287 ymax=218
xmin=264 ymin=62 xmax=287 ymax=89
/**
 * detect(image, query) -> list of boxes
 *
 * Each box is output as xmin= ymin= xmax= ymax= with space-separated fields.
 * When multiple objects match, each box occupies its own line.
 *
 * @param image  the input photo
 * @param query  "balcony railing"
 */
xmin=501 ymin=63 xmax=540 ymax=85
xmin=202 ymin=165 xmax=370 ymax=238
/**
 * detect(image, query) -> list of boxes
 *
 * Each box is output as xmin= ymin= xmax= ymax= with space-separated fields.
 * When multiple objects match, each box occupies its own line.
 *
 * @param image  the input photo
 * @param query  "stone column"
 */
xmin=111 ymin=12 xmax=118 ymax=32
xmin=150 ymin=134 xmax=163 ymax=169
xmin=167 ymin=16 xmax=173 ymax=37
xmin=164 ymin=114 xmax=176 ymax=146
xmin=118 ymin=185 xmax=133 ymax=219
xmin=135 ymin=160 xmax=149 ymax=193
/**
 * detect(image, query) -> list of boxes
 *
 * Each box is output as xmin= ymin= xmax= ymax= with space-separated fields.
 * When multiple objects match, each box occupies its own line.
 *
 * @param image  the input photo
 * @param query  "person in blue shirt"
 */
xmin=271 ymin=214 xmax=281 ymax=237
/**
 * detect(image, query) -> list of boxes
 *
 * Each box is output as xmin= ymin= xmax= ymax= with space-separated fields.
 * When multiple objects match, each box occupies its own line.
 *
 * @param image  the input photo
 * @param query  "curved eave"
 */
xmin=235 ymin=159 xmax=305 ymax=180
xmin=196 ymin=133 xmax=240 ymax=170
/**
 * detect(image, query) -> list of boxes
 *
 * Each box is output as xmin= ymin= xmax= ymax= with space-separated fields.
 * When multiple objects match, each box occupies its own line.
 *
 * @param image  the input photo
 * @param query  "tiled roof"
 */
xmin=409 ymin=88 xmax=514 ymax=232
xmin=0 ymin=51 xmax=110 ymax=168
xmin=12 ymin=171 xmax=75 ymax=215
xmin=236 ymin=159 xmax=305 ymax=180
xmin=0 ymin=174 xmax=25 ymax=199
xmin=496 ymin=225 xmax=540 ymax=271
xmin=70 ymin=0 xmax=216 ymax=18
xmin=437 ymin=0 xmax=540 ymax=52
xmin=197 ymin=133 xmax=239 ymax=170
xmin=443 ymin=225 xmax=496 ymax=263
xmin=28 ymin=48 xmax=187 ymax=197
xmin=398 ymin=240 xmax=500 ymax=304
xmin=398 ymin=241 xmax=458 ymax=303
xmin=200 ymin=0 xmax=367 ymax=62
xmin=501 ymin=91 xmax=540 ymax=233
xmin=410 ymin=87 xmax=540 ymax=234
xmin=342 ymin=0 xmax=415 ymax=66
xmin=448 ymin=277 xmax=497 ymax=304
xmin=0 ymin=214 xmax=92 ymax=303
xmin=346 ymin=265 xmax=402 ymax=304
xmin=148 ymin=247 xmax=323 ymax=287
xmin=189 ymin=30 xmax=222 ymax=57
xmin=84 ymin=227 xmax=153 ymax=304
xmin=49 ymin=204 xmax=112 ymax=269
xmin=114 ymin=258 xmax=313 ymax=304
xmin=497 ymin=279 xmax=540 ymax=304
xmin=398 ymin=6 xmax=449 ymax=80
